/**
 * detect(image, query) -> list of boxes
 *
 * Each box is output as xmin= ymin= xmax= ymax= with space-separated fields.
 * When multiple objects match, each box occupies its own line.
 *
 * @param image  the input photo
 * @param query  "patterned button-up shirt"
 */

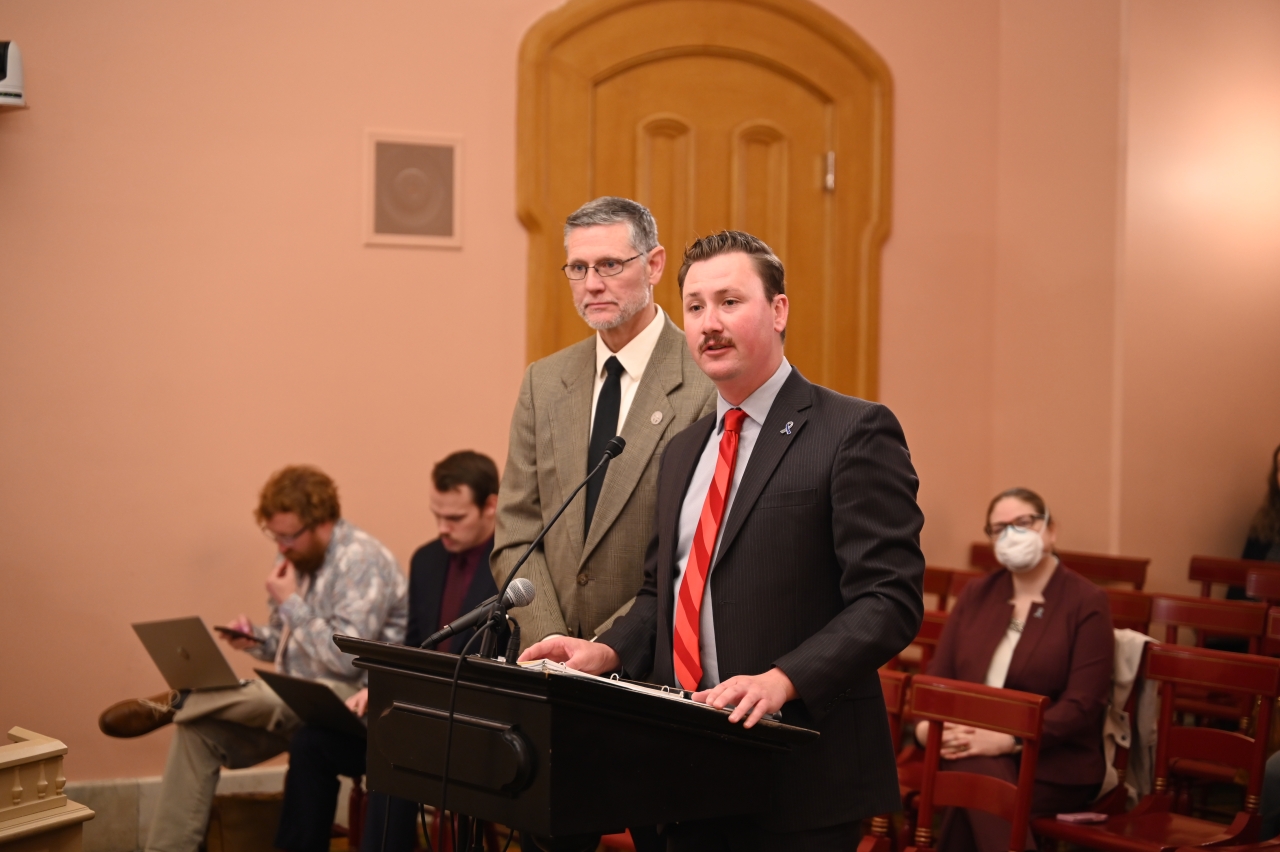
xmin=248 ymin=518 xmax=407 ymax=684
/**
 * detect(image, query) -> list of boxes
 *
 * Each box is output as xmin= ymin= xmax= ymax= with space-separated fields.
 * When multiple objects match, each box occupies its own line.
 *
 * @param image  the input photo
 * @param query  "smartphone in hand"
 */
xmin=214 ymin=625 xmax=261 ymax=643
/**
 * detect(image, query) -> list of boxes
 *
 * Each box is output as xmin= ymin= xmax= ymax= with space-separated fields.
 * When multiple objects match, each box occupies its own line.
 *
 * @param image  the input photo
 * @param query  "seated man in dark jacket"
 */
xmin=274 ymin=451 xmax=504 ymax=852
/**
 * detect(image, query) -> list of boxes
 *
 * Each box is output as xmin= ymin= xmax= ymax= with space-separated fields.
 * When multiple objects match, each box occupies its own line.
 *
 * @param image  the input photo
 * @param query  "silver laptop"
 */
xmin=132 ymin=616 xmax=242 ymax=691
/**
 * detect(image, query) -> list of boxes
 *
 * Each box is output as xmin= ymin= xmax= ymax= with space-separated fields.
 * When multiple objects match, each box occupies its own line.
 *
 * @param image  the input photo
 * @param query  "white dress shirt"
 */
xmin=671 ymin=357 xmax=792 ymax=687
xmin=984 ymin=621 xmax=1023 ymax=688
xmin=590 ymin=305 xmax=667 ymax=436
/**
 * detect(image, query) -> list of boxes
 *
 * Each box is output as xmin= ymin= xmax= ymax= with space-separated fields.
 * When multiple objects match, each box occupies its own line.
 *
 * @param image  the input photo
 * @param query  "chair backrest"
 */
xmin=1144 ymin=643 xmax=1280 ymax=809
xmin=923 ymin=566 xmax=956 ymax=612
xmin=909 ymin=675 xmax=1048 ymax=851
xmin=970 ymin=543 xmax=1148 ymax=589
xmin=878 ymin=669 xmax=909 ymax=745
xmin=1246 ymin=567 xmax=1280 ymax=605
xmin=913 ymin=611 xmax=949 ymax=671
xmin=1262 ymin=606 xmax=1280 ymax=657
xmin=1189 ymin=554 xmax=1256 ymax=597
xmin=949 ymin=569 xmax=985 ymax=603
xmin=1106 ymin=588 xmax=1154 ymax=634
xmin=923 ymin=566 xmax=986 ymax=612
xmin=1149 ymin=593 xmax=1267 ymax=653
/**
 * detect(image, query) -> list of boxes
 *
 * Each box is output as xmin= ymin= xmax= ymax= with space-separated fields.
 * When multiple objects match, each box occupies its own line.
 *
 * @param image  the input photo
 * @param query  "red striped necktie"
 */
xmin=673 ymin=407 xmax=748 ymax=691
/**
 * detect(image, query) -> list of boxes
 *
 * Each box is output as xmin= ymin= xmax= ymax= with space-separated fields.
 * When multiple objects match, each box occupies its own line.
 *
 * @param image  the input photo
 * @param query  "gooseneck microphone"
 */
xmin=419 ymin=578 xmax=536 ymax=649
xmin=495 ymin=436 xmax=626 ymax=604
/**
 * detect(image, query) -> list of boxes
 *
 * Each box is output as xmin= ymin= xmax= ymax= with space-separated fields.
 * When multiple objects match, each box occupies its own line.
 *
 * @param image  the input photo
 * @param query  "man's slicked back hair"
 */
xmin=564 ymin=196 xmax=659 ymax=255
xmin=677 ymin=230 xmax=786 ymax=299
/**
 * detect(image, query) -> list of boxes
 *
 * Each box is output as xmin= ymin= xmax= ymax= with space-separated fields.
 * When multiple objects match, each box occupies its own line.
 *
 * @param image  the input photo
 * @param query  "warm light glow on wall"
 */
xmin=1161 ymin=116 xmax=1280 ymax=253
xmin=1131 ymin=38 xmax=1280 ymax=279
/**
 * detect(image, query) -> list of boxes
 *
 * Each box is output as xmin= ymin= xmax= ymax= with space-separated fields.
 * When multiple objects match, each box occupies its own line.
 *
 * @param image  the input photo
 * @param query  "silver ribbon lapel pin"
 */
xmin=780 ymin=421 xmax=794 ymax=435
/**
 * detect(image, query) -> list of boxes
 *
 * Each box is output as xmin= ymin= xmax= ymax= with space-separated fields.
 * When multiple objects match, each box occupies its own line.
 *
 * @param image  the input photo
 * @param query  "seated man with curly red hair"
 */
xmin=98 ymin=465 xmax=408 ymax=852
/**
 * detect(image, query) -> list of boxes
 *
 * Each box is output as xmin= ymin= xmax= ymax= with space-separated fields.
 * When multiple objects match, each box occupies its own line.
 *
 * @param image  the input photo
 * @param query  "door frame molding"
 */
xmin=517 ymin=0 xmax=893 ymax=398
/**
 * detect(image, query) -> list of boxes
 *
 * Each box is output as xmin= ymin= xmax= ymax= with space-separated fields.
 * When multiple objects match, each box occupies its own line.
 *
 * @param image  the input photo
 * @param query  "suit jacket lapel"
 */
xmin=420 ymin=543 xmax=449 ymax=641
xmin=581 ymin=321 xmax=686 ymax=564
xmin=1005 ymin=564 xmax=1062 ymax=684
xmin=714 ymin=369 xmax=813 ymax=567
xmin=546 ymin=342 xmax=594 ymax=557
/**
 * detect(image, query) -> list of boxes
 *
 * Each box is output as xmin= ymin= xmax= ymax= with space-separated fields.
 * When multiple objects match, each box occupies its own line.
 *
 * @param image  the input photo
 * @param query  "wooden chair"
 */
xmin=1189 ymin=555 xmax=1256 ymax=597
xmin=1032 ymin=643 xmax=1280 ymax=852
xmin=1246 ymin=571 xmax=1280 ymax=657
xmin=1246 ymin=567 xmax=1280 ymax=605
xmin=1266 ymin=607 xmax=1280 ymax=658
xmin=1150 ymin=592 xmax=1267 ymax=729
xmin=948 ymin=569 xmax=984 ymax=602
xmin=923 ymin=567 xmax=986 ymax=612
xmin=892 ymin=611 xmax=949 ymax=673
xmin=970 ymin=543 xmax=1149 ymax=590
xmin=1107 ymin=588 xmax=1155 ymax=634
xmin=1150 ymin=593 xmax=1267 ymax=654
xmin=902 ymin=675 xmax=1048 ymax=852
xmin=1174 ymin=841 xmax=1280 ymax=852
xmin=859 ymin=670 xmax=912 ymax=852
xmin=881 ymin=668 xmax=910 ymax=746
xmin=923 ymin=566 xmax=956 ymax=612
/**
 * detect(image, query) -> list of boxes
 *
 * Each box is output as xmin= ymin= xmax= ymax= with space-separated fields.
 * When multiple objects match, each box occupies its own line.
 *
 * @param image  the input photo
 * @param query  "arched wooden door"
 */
xmin=518 ymin=0 xmax=892 ymax=399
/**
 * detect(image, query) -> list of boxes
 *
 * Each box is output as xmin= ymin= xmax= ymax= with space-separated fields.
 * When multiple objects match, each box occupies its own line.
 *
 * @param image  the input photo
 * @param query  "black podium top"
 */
xmin=335 ymin=635 xmax=817 ymax=837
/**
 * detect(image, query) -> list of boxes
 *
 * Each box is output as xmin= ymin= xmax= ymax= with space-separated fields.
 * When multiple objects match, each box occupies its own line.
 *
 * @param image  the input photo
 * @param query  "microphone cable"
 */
xmin=438 ymin=617 xmax=495 ymax=852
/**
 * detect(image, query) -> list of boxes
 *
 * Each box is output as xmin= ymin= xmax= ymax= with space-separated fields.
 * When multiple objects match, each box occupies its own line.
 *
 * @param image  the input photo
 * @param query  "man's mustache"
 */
xmin=699 ymin=334 xmax=734 ymax=353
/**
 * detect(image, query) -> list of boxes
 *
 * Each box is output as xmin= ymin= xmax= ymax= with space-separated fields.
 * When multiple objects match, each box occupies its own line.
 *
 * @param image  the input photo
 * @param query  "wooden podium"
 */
xmin=334 ymin=636 xmax=818 ymax=841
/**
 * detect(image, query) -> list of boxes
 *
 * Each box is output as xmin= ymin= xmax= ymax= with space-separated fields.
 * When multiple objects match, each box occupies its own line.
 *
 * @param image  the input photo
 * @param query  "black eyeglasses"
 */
xmin=561 ymin=253 xmax=644 ymax=281
xmin=984 ymin=514 xmax=1046 ymax=538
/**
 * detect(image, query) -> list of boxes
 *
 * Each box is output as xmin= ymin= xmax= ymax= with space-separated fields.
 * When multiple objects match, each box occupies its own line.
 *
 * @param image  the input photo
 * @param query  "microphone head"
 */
xmin=503 ymin=577 xmax=537 ymax=608
xmin=603 ymin=436 xmax=626 ymax=459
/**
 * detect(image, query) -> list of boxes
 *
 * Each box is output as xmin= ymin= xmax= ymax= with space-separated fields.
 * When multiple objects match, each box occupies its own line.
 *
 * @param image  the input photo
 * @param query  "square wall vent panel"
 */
xmin=365 ymin=131 xmax=462 ymax=248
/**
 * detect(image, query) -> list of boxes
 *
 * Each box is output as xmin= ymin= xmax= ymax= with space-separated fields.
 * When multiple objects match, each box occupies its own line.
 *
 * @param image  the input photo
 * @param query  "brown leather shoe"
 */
xmin=98 ymin=690 xmax=179 ymax=738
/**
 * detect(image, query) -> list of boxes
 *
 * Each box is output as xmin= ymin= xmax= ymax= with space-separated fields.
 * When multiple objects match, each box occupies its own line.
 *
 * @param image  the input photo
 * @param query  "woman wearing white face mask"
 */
xmin=913 ymin=487 xmax=1114 ymax=852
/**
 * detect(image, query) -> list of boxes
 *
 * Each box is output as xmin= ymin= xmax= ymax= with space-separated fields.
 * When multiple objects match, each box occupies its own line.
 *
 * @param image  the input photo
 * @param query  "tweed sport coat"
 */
xmin=599 ymin=368 xmax=926 ymax=831
xmin=491 ymin=316 xmax=716 ymax=648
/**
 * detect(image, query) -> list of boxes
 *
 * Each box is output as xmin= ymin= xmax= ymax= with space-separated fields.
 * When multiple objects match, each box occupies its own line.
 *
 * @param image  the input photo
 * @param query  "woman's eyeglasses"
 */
xmin=984 ymin=514 xmax=1046 ymax=538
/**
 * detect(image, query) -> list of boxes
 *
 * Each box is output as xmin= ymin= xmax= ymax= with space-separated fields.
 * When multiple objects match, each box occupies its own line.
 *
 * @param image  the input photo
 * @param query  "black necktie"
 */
xmin=585 ymin=356 xmax=624 ymax=537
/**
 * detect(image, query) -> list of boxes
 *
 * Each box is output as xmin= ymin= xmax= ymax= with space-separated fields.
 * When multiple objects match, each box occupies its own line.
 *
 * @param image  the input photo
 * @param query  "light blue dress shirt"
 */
xmin=671 ymin=357 xmax=792 ymax=687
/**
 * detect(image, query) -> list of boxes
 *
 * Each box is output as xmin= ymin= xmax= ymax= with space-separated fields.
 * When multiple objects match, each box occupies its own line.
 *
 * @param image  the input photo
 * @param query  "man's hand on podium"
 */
xmin=694 ymin=667 xmax=798 ymax=729
xmin=519 ymin=636 xmax=620 ymax=675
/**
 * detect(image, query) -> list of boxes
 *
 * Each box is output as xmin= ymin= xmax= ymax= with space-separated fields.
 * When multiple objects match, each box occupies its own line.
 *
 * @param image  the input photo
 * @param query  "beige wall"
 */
xmin=0 ymin=0 xmax=557 ymax=781
xmin=1118 ymin=0 xmax=1280 ymax=590
xmin=1 ymin=0 xmax=1278 ymax=781
xmin=991 ymin=2 xmax=1125 ymax=555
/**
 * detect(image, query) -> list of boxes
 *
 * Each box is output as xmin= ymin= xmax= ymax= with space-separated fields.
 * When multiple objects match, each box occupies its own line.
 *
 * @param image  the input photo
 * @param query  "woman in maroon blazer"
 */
xmin=915 ymin=487 xmax=1114 ymax=852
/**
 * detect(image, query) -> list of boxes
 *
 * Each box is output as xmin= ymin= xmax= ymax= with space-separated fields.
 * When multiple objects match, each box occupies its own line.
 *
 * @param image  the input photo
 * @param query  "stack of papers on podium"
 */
xmin=518 ymin=659 xmax=717 ymax=709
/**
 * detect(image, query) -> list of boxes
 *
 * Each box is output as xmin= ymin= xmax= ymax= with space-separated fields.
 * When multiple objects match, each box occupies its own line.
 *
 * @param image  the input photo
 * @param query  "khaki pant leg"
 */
xmin=145 ymin=680 xmax=301 ymax=852
xmin=173 ymin=678 xmax=300 ymax=732
xmin=143 ymin=718 xmax=291 ymax=852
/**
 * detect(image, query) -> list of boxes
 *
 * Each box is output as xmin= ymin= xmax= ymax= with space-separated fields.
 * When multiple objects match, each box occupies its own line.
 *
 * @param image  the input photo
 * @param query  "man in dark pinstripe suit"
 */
xmin=523 ymin=230 xmax=925 ymax=851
